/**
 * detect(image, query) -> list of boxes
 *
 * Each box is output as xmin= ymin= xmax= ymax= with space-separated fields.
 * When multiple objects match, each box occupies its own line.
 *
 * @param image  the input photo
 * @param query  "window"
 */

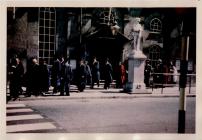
xmin=150 ymin=18 xmax=162 ymax=33
xmin=99 ymin=10 xmax=115 ymax=25
xmin=149 ymin=45 xmax=161 ymax=67
xmin=39 ymin=7 xmax=56 ymax=65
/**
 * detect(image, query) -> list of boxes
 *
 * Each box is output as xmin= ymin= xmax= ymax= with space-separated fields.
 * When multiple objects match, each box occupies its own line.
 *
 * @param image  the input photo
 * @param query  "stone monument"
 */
xmin=124 ymin=18 xmax=148 ymax=93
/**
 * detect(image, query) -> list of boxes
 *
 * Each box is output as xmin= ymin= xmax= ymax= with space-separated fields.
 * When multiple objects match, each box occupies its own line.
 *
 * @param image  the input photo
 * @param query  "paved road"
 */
xmin=8 ymin=97 xmax=195 ymax=133
xmin=6 ymin=103 xmax=65 ymax=133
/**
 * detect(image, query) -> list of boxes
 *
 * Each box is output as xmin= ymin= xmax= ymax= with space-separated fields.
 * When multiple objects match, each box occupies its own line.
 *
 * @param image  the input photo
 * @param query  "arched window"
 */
xmin=39 ymin=7 xmax=56 ymax=65
xmin=149 ymin=45 xmax=161 ymax=67
xmin=150 ymin=18 xmax=162 ymax=33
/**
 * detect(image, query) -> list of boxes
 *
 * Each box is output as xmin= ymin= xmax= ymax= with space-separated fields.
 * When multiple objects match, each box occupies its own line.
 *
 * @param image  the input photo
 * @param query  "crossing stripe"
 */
xmin=7 ymin=114 xmax=44 ymax=121
xmin=7 ymin=122 xmax=57 ymax=133
xmin=6 ymin=108 xmax=33 ymax=113
xmin=6 ymin=103 xmax=63 ymax=133
xmin=7 ymin=104 xmax=26 ymax=108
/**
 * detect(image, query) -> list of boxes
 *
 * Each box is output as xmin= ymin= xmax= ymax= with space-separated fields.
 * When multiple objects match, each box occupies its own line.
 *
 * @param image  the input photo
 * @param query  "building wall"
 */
xmin=7 ymin=8 xmax=39 ymax=59
xmin=7 ymin=8 xmax=196 ymax=72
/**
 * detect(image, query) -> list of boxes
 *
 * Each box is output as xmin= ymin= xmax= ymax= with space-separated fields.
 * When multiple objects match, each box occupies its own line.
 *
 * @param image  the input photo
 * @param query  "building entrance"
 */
xmin=84 ymin=25 xmax=129 ymax=80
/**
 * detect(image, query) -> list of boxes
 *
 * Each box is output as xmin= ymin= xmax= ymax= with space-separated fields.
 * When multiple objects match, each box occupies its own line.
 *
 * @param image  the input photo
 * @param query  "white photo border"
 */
xmin=1 ymin=0 xmax=202 ymax=140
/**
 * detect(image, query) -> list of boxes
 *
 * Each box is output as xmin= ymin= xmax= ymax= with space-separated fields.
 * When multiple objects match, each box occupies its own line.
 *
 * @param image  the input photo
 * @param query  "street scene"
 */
xmin=7 ymin=89 xmax=195 ymax=133
xmin=6 ymin=85 xmax=196 ymax=133
xmin=6 ymin=7 xmax=196 ymax=133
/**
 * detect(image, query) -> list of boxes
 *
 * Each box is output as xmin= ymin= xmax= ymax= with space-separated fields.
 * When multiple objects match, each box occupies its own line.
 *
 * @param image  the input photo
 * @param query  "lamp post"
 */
xmin=175 ymin=8 xmax=189 ymax=133
xmin=178 ymin=34 xmax=189 ymax=133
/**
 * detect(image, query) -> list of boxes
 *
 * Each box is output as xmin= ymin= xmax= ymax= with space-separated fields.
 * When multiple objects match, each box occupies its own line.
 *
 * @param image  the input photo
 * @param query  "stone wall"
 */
xmin=7 ymin=8 xmax=39 ymax=59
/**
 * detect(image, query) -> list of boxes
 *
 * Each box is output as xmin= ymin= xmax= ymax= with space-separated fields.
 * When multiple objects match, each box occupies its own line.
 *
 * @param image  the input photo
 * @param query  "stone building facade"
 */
xmin=7 ymin=7 xmax=196 ymax=74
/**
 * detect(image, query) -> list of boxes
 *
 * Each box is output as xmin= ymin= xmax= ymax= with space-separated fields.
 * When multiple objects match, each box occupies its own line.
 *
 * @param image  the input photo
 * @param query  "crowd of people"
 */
xmin=7 ymin=55 xmax=178 ymax=100
xmin=7 ymin=56 xmax=128 ymax=100
xmin=7 ymin=56 xmax=72 ymax=99
xmin=144 ymin=59 xmax=178 ymax=88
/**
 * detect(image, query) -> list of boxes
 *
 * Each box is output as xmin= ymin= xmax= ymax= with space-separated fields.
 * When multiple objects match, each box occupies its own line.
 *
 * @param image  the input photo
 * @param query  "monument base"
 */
xmin=124 ymin=51 xmax=151 ymax=94
xmin=124 ymin=82 xmax=150 ymax=94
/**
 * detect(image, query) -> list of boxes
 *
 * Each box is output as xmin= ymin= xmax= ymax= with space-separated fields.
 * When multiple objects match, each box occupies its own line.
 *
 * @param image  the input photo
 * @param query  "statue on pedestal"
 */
xmin=132 ymin=18 xmax=142 ymax=52
xmin=128 ymin=18 xmax=145 ymax=58
xmin=124 ymin=17 xmax=149 ymax=94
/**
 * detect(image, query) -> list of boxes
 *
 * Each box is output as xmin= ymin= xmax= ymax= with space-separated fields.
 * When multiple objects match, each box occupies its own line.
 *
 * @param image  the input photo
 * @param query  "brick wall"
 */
xmin=7 ymin=8 xmax=39 ymax=59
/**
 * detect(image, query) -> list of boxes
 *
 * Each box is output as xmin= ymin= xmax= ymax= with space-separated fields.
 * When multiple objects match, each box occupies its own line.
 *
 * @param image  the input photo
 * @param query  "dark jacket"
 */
xmin=92 ymin=61 xmax=100 ymax=81
xmin=51 ymin=59 xmax=61 ymax=86
xmin=104 ymin=62 xmax=113 ymax=83
xmin=38 ymin=63 xmax=50 ymax=91
xmin=61 ymin=62 xmax=72 ymax=82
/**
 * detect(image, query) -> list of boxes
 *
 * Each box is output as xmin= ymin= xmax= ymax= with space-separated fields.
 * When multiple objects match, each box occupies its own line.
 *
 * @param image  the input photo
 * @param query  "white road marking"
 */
xmin=7 ymin=122 xmax=57 ymax=132
xmin=7 ymin=108 xmax=33 ymax=113
xmin=7 ymin=104 xmax=26 ymax=108
xmin=7 ymin=114 xmax=44 ymax=121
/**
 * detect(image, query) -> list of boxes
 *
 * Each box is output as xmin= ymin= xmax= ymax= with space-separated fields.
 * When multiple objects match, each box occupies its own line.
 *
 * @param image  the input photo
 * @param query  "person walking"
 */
xmin=116 ymin=62 xmax=126 ymax=88
xmin=173 ymin=64 xmax=178 ymax=84
xmin=154 ymin=59 xmax=163 ymax=87
xmin=144 ymin=59 xmax=152 ymax=87
xmin=85 ymin=61 xmax=92 ymax=87
xmin=78 ymin=60 xmax=87 ymax=92
xmin=9 ymin=57 xmax=24 ymax=100
xmin=168 ymin=61 xmax=174 ymax=84
xmin=38 ymin=59 xmax=50 ymax=94
xmin=91 ymin=57 xmax=100 ymax=88
xmin=104 ymin=58 xmax=113 ymax=89
xmin=31 ymin=58 xmax=41 ymax=96
xmin=51 ymin=56 xmax=61 ymax=94
xmin=60 ymin=58 xmax=72 ymax=96
xmin=26 ymin=58 xmax=40 ymax=96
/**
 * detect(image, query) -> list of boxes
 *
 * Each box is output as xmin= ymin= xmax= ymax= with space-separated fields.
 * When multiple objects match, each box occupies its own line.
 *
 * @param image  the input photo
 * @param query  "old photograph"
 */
xmin=5 ymin=7 xmax=196 ymax=134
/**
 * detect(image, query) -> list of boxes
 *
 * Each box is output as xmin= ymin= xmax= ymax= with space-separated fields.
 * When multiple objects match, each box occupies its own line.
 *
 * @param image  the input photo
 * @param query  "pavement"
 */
xmin=7 ymin=84 xmax=196 ymax=101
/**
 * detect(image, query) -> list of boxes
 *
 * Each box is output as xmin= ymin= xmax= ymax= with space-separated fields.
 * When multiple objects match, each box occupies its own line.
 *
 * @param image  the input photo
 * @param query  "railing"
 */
xmin=150 ymin=73 xmax=196 ymax=94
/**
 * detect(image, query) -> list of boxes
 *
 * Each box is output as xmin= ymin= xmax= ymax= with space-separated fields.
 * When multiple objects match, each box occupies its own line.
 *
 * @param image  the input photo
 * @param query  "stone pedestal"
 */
xmin=123 ymin=17 xmax=150 ymax=94
xmin=124 ymin=50 xmax=149 ymax=93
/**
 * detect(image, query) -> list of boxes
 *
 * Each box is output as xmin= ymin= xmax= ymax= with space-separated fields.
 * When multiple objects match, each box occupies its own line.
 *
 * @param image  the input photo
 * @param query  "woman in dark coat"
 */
xmin=104 ymin=58 xmax=113 ymax=89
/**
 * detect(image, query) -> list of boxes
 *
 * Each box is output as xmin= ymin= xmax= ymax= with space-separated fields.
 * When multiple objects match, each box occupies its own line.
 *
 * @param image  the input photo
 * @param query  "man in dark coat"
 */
xmin=60 ymin=58 xmax=72 ymax=96
xmin=26 ymin=58 xmax=40 ymax=96
xmin=31 ymin=58 xmax=40 ymax=96
xmin=77 ymin=60 xmax=87 ymax=92
xmin=104 ymin=58 xmax=113 ymax=89
xmin=85 ymin=61 xmax=92 ymax=86
xmin=144 ymin=59 xmax=152 ymax=87
xmin=38 ymin=59 xmax=50 ymax=93
xmin=51 ymin=57 xmax=61 ymax=94
xmin=9 ymin=57 xmax=24 ymax=99
xmin=91 ymin=57 xmax=100 ymax=88
xmin=154 ymin=59 xmax=163 ymax=86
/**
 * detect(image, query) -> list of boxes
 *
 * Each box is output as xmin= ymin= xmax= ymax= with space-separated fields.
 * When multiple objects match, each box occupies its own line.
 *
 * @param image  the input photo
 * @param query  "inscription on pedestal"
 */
xmin=134 ymin=59 xmax=142 ymax=67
